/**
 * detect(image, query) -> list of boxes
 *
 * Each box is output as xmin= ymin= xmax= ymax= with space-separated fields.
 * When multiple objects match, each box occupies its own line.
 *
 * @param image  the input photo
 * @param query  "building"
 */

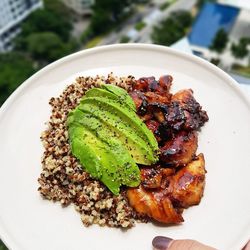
xmin=218 ymin=0 xmax=250 ymax=10
xmin=188 ymin=1 xmax=250 ymax=80
xmin=60 ymin=0 xmax=94 ymax=16
xmin=218 ymin=0 xmax=250 ymax=43
xmin=188 ymin=2 xmax=240 ymax=58
xmin=0 ymin=0 xmax=43 ymax=52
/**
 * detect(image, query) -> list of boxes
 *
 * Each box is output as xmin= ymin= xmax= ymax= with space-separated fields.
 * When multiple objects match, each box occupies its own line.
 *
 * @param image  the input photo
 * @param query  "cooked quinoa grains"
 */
xmin=38 ymin=73 xmax=146 ymax=228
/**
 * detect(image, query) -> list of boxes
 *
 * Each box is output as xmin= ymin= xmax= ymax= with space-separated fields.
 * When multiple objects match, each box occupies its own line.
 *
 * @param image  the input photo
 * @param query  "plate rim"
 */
xmin=0 ymin=43 xmax=250 ymax=250
xmin=1 ymin=44 xmax=250 ymax=113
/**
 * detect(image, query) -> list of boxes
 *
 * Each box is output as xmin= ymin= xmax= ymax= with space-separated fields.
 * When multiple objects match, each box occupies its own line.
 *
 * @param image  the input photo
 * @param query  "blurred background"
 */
xmin=0 ymin=0 xmax=249 ymax=247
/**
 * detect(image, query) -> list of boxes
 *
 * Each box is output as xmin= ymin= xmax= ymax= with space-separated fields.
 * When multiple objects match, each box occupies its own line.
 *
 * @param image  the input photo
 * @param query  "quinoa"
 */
xmin=38 ymin=73 xmax=147 ymax=228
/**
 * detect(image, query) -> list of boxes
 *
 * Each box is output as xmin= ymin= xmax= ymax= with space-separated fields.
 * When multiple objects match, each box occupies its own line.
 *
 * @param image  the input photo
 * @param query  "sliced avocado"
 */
xmin=79 ymin=96 xmax=158 ymax=154
xmin=85 ymin=88 xmax=118 ymax=102
xmin=68 ymin=126 xmax=101 ymax=178
xmin=101 ymin=84 xmax=136 ymax=111
xmin=67 ymin=84 xmax=160 ymax=195
xmin=68 ymin=122 xmax=140 ymax=194
xmin=85 ymin=85 xmax=136 ymax=111
xmin=68 ymin=108 xmax=155 ymax=165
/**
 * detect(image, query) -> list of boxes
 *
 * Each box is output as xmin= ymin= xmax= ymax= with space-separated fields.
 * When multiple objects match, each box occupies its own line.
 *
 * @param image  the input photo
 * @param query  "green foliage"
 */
xmin=20 ymin=9 xmax=72 ymax=42
xmin=90 ymin=10 xmax=112 ymax=34
xmin=15 ymin=0 xmax=72 ymax=45
xmin=0 ymin=0 xmax=76 ymax=106
xmin=43 ymin=0 xmax=71 ymax=18
xmin=135 ymin=21 xmax=146 ymax=31
xmin=13 ymin=0 xmax=77 ymax=65
xmin=85 ymin=36 xmax=103 ymax=48
xmin=160 ymin=2 xmax=169 ymax=11
xmin=151 ymin=11 xmax=192 ymax=46
xmin=231 ymin=37 xmax=250 ymax=59
xmin=210 ymin=58 xmax=220 ymax=65
xmin=173 ymin=11 xmax=193 ymax=27
xmin=0 ymin=240 xmax=7 ymax=250
xmin=232 ymin=63 xmax=250 ymax=77
xmin=197 ymin=0 xmax=216 ymax=9
xmin=90 ymin=0 xmax=132 ymax=34
xmin=210 ymin=28 xmax=228 ymax=53
xmin=0 ymin=53 xmax=35 ymax=106
xmin=26 ymin=32 xmax=76 ymax=62
xmin=120 ymin=35 xmax=130 ymax=43
xmin=81 ymin=28 xmax=94 ymax=43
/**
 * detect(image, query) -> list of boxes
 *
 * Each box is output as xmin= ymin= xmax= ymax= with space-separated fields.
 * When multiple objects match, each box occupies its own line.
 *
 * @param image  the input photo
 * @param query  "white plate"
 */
xmin=0 ymin=44 xmax=250 ymax=250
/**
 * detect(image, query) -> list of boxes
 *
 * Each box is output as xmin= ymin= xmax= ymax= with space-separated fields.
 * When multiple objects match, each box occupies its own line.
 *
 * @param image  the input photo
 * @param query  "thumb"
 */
xmin=152 ymin=236 xmax=216 ymax=250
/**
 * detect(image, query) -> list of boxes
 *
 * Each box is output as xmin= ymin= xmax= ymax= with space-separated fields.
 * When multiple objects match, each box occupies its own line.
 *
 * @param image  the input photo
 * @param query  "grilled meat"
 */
xmin=126 ymin=75 xmax=208 ymax=224
xmin=160 ymin=131 xmax=198 ymax=167
xmin=130 ymin=85 xmax=208 ymax=134
xmin=140 ymin=167 xmax=163 ymax=189
xmin=127 ymin=185 xmax=184 ymax=224
xmin=127 ymin=154 xmax=205 ymax=223
xmin=134 ymin=75 xmax=173 ymax=95
xmin=172 ymin=89 xmax=209 ymax=130
xmin=169 ymin=153 xmax=206 ymax=208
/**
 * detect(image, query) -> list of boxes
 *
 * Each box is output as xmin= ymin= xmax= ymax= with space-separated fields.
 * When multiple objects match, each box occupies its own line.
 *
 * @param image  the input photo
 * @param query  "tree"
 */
xmin=231 ymin=37 xmax=250 ymax=59
xmin=173 ymin=10 xmax=193 ymax=28
xmin=90 ymin=0 xmax=132 ymax=34
xmin=0 ymin=239 xmax=7 ymax=250
xmin=197 ymin=0 xmax=216 ymax=9
xmin=14 ymin=0 xmax=73 ymax=51
xmin=210 ymin=28 xmax=228 ymax=53
xmin=43 ymin=0 xmax=72 ymax=18
xmin=151 ymin=11 xmax=192 ymax=46
xmin=26 ymin=32 xmax=75 ymax=63
xmin=0 ymin=53 xmax=35 ymax=105
xmin=19 ymin=8 xmax=72 ymax=42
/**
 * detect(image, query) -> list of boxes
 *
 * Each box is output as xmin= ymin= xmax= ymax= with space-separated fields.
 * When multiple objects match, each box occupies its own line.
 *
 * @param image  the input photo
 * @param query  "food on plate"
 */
xmin=67 ymin=84 xmax=158 ymax=195
xmin=127 ymin=153 xmax=205 ymax=223
xmin=38 ymin=73 xmax=208 ymax=228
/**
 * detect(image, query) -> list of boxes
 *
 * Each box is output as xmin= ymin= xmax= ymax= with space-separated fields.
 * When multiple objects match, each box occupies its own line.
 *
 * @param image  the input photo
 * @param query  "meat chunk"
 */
xmin=126 ymin=75 xmax=208 ymax=225
xmin=141 ymin=167 xmax=175 ymax=189
xmin=145 ymin=120 xmax=161 ymax=142
xmin=133 ymin=75 xmax=172 ymax=99
xmin=129 ymin=90 xmax=146 ymax=111
xmin=169 ymin=154 xmax=206 ymax=208
xmin=160 ymin=131 xmax=198 ymax=167
xmin=141 ymin=167 xmax=162 ymax=189
xmin=127 ymin=185 xmax=183 ymax=224
xmin=171 ymin=89 xmax=209 ymax=130
xmin=134 ymin=76 xmax=172 ymax=92
xmin=144 ymin=92 xmax=171 ymax=104
xmin=159 ymin=75 xmax=173 ymax=93
xmin=127 ymin=154 xmax=205 ymax=222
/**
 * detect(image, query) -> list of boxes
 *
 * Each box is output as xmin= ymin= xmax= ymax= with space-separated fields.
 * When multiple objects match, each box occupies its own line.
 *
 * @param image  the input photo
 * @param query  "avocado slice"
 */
xmin=75 ymin=103 xmax=157 ymax=164
xmin=68 ymin=122 xmax=140 ymax=195
xmin=67 ymin=84 xmax=160 ymax=195
xmin=68 ymin=126 xmax=102 ymax=179
xmin=79 ymin=96 xmax=158 ymax=153
xmin=85 ymin=87 xmax=135 ymax=112
xmin=101 ymin=84 xmax=136 ymax=111
xmin=68 ymin=108 xmax=155 ymax=165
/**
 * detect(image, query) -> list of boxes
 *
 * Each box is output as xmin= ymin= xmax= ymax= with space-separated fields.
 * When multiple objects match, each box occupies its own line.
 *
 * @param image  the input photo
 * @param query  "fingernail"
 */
xmin=152 ymin=236 xmax=173 ymax=250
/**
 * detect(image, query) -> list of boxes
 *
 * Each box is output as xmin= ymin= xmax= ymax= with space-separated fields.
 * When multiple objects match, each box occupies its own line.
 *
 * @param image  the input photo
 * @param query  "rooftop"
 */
xmin=188 ymin=2 xmax=240 ymax=48
xmin=218 ymin=0 xmax=250 ymax=10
